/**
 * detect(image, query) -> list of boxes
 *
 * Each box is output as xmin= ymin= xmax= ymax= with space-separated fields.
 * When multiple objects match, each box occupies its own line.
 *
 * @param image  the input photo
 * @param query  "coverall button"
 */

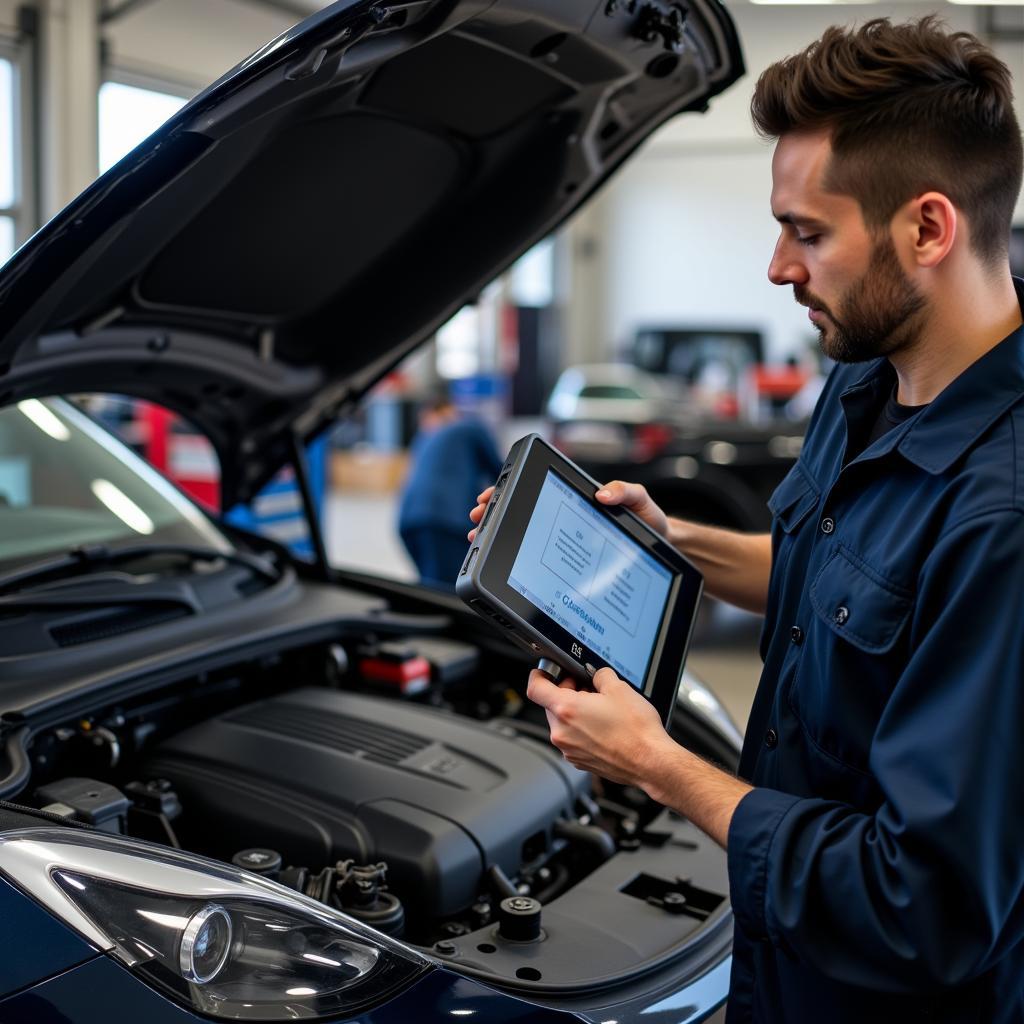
xmin=820 ymin=517 xmax=835 ymax=534
xmin=834 ymin=605 xmax=850 ymax=625
xmin=790 ymin=625 xmax=804 ymax=645
xmin=765 ymin=728 xmax=778 ymax=749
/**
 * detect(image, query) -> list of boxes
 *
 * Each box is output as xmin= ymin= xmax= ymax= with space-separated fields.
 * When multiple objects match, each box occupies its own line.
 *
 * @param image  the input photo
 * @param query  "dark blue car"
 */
xmin=0 ymin=0 xmax=744 ymax=1020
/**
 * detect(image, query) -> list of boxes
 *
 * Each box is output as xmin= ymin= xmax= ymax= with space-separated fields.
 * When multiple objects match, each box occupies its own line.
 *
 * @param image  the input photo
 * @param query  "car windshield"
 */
xmin=0 ymin=398 xmax=231 ymax=572
xmin=578 ymin=385 xmax=646 ymax=400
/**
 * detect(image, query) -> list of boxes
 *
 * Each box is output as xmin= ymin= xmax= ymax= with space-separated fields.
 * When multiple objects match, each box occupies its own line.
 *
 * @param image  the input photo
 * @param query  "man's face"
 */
xmin=767 ymin=131 xmax=927 ymax=363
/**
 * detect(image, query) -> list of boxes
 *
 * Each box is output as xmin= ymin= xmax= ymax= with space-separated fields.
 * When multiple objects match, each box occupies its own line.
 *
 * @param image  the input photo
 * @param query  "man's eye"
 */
xmin=797 ymin=234 xmax=820 ymax=247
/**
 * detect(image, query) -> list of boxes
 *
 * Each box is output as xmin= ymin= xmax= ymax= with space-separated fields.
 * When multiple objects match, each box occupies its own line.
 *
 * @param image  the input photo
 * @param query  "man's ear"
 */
xmin=896 ymin=191 xmax=957 ymax=268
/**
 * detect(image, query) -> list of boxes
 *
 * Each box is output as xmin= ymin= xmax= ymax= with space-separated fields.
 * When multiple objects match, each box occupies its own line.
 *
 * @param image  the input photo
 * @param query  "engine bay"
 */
xmin=3 ymin=582 xmax=733 ymax=998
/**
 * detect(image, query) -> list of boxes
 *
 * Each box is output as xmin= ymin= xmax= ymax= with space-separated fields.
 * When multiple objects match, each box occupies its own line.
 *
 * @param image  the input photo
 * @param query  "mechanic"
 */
xmin=469 ymin=18 xmax=1024 ymax=1023
xmin=399 ymin=393 xmax=503 ymax=588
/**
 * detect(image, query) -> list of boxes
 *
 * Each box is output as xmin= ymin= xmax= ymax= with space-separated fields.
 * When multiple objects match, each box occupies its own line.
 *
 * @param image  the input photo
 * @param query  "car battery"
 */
xmin=357 ymin=641 xmax=432 ymax=695
xmin=357 ymin=637 xmax=480 ymax=694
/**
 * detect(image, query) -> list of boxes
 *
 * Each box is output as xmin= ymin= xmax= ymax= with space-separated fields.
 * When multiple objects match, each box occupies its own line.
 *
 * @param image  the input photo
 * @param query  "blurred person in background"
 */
xmin=398 ymin=394 xmax=503 ymax=588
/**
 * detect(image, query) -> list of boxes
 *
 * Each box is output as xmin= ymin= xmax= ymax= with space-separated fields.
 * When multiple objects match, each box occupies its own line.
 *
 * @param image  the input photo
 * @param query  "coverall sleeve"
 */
xmin=727 ymin=508 xmax=1024 ymax=992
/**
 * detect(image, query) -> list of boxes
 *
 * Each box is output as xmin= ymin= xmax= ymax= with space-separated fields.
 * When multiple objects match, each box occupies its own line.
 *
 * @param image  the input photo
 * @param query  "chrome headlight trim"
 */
xmin=178 ymin=902 xmax=232 ymax=984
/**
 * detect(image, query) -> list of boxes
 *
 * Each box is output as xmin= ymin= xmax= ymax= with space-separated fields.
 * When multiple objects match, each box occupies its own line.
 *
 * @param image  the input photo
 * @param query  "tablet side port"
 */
xmin=460 ymin=547 xmax=479 ymax=576
xmin=477 ymin=472 xmax=510 ymax=537
xmin=479 ymin=500 xmax=499 ymax=534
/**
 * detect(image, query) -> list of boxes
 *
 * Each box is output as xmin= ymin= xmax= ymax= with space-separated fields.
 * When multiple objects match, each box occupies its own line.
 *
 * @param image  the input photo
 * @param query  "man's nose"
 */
xmin=767 ymin=237 xmax=809 ymax=287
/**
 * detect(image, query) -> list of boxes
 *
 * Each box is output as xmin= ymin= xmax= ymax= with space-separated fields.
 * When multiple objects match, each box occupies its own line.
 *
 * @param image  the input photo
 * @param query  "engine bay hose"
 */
xmin=0 ymin=726 xmax=31 ymax=800
xmin=553 ymin=818 xmax=616 ymax=862
xmin=487 ymin=863 xmax=519 ymax=900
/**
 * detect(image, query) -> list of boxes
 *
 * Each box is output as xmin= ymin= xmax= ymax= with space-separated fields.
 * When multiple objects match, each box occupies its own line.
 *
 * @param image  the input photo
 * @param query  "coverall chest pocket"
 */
xmin=791 ymin=546 xmax=914 ymax=778
xmin=768 ymin=461 xmax=820 ymax=535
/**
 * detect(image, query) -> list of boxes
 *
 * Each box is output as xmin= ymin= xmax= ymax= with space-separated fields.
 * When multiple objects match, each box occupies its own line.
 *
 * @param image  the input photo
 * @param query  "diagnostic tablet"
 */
xmin=456 ymin=434 xmax=703 ymax=726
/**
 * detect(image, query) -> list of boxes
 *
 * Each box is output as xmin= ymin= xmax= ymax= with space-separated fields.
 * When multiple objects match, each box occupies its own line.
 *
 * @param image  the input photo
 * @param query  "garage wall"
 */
xmin=102 ymin=0 xmax=304 ymax=90
xmin=0 ymin=0 xmax=307 ymax=81
xmin=595 ymin=3 xmax=1024 ymax=363
xmin=0 ymin=1 xmax=18 ymax=35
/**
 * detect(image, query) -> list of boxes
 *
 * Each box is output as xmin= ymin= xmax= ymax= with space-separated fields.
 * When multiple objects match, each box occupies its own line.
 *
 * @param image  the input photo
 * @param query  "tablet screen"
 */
xmin=507 ymin=471 xmax=673 ymax=687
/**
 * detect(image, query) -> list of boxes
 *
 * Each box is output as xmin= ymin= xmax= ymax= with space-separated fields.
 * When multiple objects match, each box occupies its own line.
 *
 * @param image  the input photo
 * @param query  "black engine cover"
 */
xmin=144 ymin=688 xmax=588 ymax=916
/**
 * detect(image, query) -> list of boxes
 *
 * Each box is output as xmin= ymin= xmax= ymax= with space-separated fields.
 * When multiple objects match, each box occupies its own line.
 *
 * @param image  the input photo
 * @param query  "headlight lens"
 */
xmin=179 ymin=903 xmax=232 ymax=984
xmin=0 ymin=828 xmax=430 ymax=1021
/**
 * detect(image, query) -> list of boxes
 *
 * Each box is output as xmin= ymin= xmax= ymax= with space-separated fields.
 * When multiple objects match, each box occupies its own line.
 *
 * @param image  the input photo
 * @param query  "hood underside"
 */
xmin=0 ymin=0 xmax=741 ymax=504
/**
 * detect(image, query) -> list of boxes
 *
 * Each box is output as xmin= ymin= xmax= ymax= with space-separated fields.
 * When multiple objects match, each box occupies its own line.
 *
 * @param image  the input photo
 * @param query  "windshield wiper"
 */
xmin=0 ymin=573 xmax=204 ymax=613
xmin=0 ymin=544 xmax=280 ymax=597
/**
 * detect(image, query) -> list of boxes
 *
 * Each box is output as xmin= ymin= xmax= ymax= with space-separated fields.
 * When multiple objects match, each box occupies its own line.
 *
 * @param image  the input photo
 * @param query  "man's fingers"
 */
xmin=591 ymin=666 xmax=624 ymax=693
xmin=527 ymin=669 xmax=565 ymax=710
xmin=595 ymin=480 xmax=650 ymax=509
xmin=594 ymin=480 xmax=667 ymax=536
xmin=468 ymin=485 xmax=496 ymax=537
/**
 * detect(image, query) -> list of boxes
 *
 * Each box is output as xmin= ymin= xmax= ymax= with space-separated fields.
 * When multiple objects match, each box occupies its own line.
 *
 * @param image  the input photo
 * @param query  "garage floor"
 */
xmin=323 ymin=492 xmax=763 ymax=734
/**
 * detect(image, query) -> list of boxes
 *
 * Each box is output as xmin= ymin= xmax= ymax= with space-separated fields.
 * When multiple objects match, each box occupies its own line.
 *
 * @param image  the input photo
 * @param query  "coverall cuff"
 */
xmin=727 ymin=786 xmax=801 ymax=942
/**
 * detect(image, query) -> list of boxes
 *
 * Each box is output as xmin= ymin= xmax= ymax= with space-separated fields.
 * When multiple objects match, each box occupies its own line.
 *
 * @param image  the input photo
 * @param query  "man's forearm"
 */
xmin=667 ymin=519 xmax=772 ymax=614
xmin=643 ymin=740 xmax=753 ymax=848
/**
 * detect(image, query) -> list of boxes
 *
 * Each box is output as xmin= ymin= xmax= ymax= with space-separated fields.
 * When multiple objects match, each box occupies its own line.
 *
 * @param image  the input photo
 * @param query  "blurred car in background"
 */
xmin=547 ymin=363 xmax=696 ymax=464
xmin=549 ymin=364 xmax=806 ymax=533
xmin=547 ymin=363 xmax=686 ymax=428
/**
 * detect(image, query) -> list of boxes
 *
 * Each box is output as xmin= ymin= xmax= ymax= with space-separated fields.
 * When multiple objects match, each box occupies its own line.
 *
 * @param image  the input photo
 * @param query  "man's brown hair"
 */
xmin=751 ymin=17 xmax=1023 ymax=266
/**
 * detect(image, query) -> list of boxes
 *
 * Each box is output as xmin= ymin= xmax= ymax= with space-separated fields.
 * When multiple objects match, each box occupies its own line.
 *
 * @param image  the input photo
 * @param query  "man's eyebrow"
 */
xmin=773 ymin=211 xmax=827 ymax=229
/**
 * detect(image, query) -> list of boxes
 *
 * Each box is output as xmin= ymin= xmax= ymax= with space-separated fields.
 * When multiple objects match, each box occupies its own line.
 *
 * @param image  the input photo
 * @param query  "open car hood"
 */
xmin=0 ymin=0 xmax=741 ymax=504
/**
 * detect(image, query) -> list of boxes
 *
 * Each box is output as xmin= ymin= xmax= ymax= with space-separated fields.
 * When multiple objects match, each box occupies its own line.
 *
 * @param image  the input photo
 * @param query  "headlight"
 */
xmin=677 ymin=671 xmax=744 ymax=751
xmin=0 ymin=828 xmax=430 ymax=1020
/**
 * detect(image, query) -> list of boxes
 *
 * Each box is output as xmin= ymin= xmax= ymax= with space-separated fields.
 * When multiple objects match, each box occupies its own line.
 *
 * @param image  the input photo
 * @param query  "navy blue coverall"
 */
xmin=726 ymin=280 xmax=1024 ymax=1022
xmin=398 ymin=417 xmax=503 ymax=588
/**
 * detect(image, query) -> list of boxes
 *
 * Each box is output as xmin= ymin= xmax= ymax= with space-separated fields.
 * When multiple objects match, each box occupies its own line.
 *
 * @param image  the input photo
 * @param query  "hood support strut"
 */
xmin=289 ymin=431 xmax=331 ymax=582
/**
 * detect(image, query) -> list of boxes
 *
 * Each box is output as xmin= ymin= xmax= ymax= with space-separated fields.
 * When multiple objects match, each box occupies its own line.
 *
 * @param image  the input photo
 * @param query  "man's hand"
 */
xmin=526 ymin=665 xmax=752 ymax=849
xmin=467 ymin=485 xmax=494 ymax=542
xmin=469 ymin=478 xmax=669 ymax=543
xmin=592 ymin=480 xmax=669 ymax=539
xmin=599 ymin=480 xmax=773 ymax=615
xmin=526 ymin=667 xmax=673 ymax=788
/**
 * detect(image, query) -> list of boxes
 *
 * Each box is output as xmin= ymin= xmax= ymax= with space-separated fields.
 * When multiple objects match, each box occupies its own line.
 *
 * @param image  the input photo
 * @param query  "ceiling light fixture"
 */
xmin=18 ymin=399 xmax=71 ymax=441
xmin=90 ymin=479 xmax=156 ymax=535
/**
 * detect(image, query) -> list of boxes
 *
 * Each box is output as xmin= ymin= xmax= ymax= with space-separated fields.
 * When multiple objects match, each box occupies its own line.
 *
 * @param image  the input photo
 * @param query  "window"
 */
xmin=0 ymin=55 xmax=17 ymax=264
xmin=578 ymin=385 xmax=644 ymax=400
xmin=98 ymin=80 xmax=188 ymax=173
xmin=0 ymin=398 xmax=227 ymax=571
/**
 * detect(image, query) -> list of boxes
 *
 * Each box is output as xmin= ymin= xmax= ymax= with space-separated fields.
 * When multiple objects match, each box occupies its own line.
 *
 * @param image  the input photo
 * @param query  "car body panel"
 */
xmin=0 ymin=875 xmax=100 ymax=998
xmin=0 ymin=564 xmax=389 ymax=731
xmin=0 ymin=955 xmax=575 ymax=1024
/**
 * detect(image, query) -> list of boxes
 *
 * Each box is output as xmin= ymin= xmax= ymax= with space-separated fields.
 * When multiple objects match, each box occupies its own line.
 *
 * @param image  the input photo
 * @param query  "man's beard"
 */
xmin=796 ymin=236 xmax=927 ymax=363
